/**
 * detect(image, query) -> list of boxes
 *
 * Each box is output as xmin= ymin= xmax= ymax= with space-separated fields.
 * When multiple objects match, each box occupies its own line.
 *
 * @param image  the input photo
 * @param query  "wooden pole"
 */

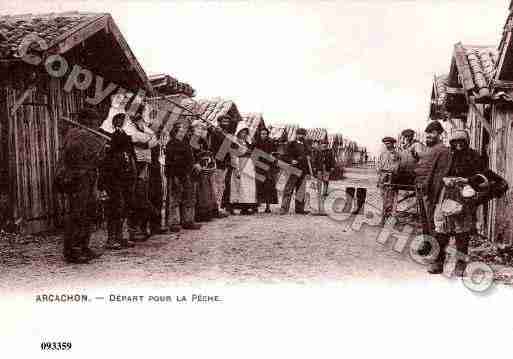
xmin=60 ymin=116 xmax=111 ymax=141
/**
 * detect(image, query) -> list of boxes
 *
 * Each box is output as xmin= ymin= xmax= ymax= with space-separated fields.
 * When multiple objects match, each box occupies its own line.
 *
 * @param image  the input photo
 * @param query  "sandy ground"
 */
xmin=1 ymin=166 xmax=511 ymax=292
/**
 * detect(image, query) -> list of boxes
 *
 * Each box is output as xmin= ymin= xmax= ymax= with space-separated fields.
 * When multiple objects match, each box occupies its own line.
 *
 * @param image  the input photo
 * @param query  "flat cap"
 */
xmin=382 ymin=136 xmax=396 ymax=144
xmin=401 ymin=129 xmax=415 ymax=138
xmin=425 ymin=120 xmax=444 ymax=134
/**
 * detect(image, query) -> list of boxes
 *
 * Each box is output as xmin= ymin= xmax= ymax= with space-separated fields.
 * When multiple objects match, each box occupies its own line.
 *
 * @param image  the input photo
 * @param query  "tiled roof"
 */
xmin=195 ymin=98 xmax=242 ymax=126
xmin=450 ymin=43 xmax=498 ymax=98
xmin=498 ymin=9 xmax=513 ymax=57
xmin=433 ymin=74 xmax=448 ymax=106
xmin=0 ymin=11 xmax=152 ymax=91
xmin=0 ymin=12 xmax=104 ymax=59
xmin=305 ymin=128 xmax=328 ymax=141
xmin=149 ymin=73 xmax=195 ymax=97
xmin=430 ymin=74 xmax=450 ymax=120
xmin=268 ymin=123 xmax=299 ymax=141
xmin=241 ymin=112 xmax=265 ymax=140
xmin=146 ymin=94 xmax=198 ymax=134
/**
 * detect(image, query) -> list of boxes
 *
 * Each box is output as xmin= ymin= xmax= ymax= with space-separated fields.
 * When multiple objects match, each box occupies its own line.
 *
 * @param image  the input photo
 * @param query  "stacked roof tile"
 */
xmin=305 ymin=128 xmax=328 ymax=142
xmin=149 ymin=73 xmax=195 ymax=97
xmin=451 ymin=43 xmax=498 ymax=98
xmin=0 ymin=12 xmax=103 ymax=59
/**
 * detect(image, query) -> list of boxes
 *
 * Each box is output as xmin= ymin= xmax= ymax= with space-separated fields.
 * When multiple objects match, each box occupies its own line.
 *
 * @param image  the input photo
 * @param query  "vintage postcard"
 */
xmin=1 ymin=1 xmax=513 ymax=357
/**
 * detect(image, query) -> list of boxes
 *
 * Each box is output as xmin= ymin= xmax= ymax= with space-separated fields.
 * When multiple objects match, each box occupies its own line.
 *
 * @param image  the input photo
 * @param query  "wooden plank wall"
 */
xmin=4 ymin=70 xmax=90 ymax=233
xmin=490 ymin=107 xmax=513 ymax=244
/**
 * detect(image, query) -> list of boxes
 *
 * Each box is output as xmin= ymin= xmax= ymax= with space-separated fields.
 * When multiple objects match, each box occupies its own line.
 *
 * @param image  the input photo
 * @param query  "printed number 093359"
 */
xmin=40 ymin=342 xmax=72 ymax=350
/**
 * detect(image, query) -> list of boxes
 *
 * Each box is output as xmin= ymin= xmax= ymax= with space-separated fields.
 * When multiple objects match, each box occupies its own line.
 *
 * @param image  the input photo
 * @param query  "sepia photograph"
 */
xmin=1 ymin=0 xmax=513 ymax=357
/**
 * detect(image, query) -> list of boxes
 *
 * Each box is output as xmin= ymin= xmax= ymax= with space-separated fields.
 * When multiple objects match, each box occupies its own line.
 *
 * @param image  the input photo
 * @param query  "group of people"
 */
xmin=377 ymin=121 xmax=508 ymax=276
xmin=58 ymin=107 xmax=341 ymax=264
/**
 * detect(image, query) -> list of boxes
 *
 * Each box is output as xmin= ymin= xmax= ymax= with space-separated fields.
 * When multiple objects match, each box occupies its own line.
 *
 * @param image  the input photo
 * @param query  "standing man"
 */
xmin=60 ymin=108 xmax=107 ymax=264
xmin=210 ymin=115 xmax=233 ymax=218
xmin=424 ymin=129 xmax=486 ymax=275
xmin=376 ymin=136 xmax=401 ymax=224
xmin=280 ymin=128 xmax=312 ymax=215
xmin=415 ymin=121 xmax=447 ymax=189
xmin=165 ymin=119 xmax=202 ymax=232
xmin=398 ymin=128 xmax=425 ymax=181
xmin=100 ymin=113 xmax=137 ymax=250
xmin=126 ymin=114 xmax=159 ymax=241
xmin=312 ymin=139 xmax=336 ymax=215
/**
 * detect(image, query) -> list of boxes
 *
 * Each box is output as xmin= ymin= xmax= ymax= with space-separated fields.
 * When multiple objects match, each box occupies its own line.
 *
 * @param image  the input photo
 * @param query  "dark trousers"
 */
xmin=167 ymin=175 xmax=196 ymax=226
xmin=433 ymin=233 xmax=470 ymax=268
xmin=133 ymin=162 xmax=160 ymax=233
xmin=343 ymin=187 xmax=367 ymax=213
xmin=105 ymin=178 xmax=136 ymax=239
xmin=281 ymin=174 xmax=307 ymax=213
xmin=63 ymin=171 xmax=97 ymax=259
xmin=149 ymin=147 xmax=164 ymax=230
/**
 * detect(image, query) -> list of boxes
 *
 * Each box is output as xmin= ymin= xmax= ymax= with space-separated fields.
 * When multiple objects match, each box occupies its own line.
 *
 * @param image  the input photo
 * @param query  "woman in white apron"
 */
xmin=229 ymin=125 xmax=258 ymax=214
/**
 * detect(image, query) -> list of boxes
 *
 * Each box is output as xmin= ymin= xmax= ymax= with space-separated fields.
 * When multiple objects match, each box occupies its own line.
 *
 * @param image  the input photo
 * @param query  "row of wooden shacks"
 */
xmin=427 ymin=2 xmax=513 ymax=244
xmin=0 ymin=12 xmax=366 ymax=233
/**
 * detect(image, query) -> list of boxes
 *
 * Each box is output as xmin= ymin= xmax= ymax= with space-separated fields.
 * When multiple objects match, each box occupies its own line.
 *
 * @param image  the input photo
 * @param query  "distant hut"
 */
xmin=0 ymin=12 xmax=152 ymax=232
xmin=268 ymin=123 xmax=299 ymax=155
xmin=241 ymin=112 xmax=266 ymax=144
xmin=305 ymin=127 xmax=328 ymax=146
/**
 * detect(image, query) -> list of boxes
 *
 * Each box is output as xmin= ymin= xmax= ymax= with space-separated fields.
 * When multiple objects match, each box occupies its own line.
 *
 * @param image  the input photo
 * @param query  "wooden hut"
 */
xmin=428 ymin=42 xmax=498 ymax=238
xmin=488 ymin=5 xmax=513 ymax=244
xmin=268 ymin=123 xmax=299 ymax=155
xmin=0 ymin=12 xmax=152 ymax=232
xmin=241 ymin=112 xmax=266 ymax=143
xmin=305 ymin=128 xmax=328 ymax=146
xmin=148 ymin=73 xmax=195 ymax=98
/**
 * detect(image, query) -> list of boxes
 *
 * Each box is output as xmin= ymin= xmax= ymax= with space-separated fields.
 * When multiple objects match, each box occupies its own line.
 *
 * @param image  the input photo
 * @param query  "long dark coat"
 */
xmin=255 ymin=138 xmax=278 ymax=204
xmin=425 ymin=146 xmax=486 ymax=232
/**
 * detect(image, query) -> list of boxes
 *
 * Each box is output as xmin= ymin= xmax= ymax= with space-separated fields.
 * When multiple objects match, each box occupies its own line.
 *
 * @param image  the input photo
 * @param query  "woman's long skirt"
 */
xmin=230 ymin=156 xmax=257 ymax=208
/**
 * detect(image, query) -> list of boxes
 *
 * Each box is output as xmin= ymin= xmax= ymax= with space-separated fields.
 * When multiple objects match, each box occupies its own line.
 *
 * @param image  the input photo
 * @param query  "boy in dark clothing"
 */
xmin=61 ymin=108 xmax=107 ymax=263
xmin=280 ymin=128 xmax=312 ymax=214
xmin=165 ymin=119 xmax=202 ymax=232
xmin=100 ymin=113 xmax=137 ymax=250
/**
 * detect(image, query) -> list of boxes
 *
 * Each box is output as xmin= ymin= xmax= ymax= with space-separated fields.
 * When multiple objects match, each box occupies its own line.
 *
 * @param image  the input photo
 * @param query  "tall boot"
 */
xmin=120 ymin=221 xmax=135 ymax=248
xmin=454 ymin=234 xmax=470 ymax=277
xmin=105 ymin=221 xmax=121 ymax=250
xmin=343 ymin=188 xmax=355 ymax=213
xmin=168 ymin=206 xmax=181 ymax=233
xmin=182 ymin=206 xmax=201 ymax=230
xmin=81 ymin=232 xmax=101 ymax=259
xmin=428 ymin=235 xmax=448 ymax=274
xmin=353 ymin=188 xmax=367 ymax=215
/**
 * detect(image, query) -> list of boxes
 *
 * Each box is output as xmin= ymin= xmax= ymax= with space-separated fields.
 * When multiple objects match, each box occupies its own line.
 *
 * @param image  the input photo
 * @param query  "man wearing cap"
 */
xmin=210 ymin=115 xmax=233 ymax=218
xmin=60 ymin=108 xmax=107 ymax=263
xmin=376 ymin=136 xmax=400 ymax=223
xmin=424 ymin=129 xmax=486 ymax=275
xmin=398 ymin=129 xmax=425 ymax=179
xmin=125 ymin=113 xmax=159 ymax=241
xmin=280 ymin=128 xmax=312 ymax=215
xmin=165 ymin=118 xmax=202 ymax=232
xmin=414 ymin=121 xmax=448 ymax=189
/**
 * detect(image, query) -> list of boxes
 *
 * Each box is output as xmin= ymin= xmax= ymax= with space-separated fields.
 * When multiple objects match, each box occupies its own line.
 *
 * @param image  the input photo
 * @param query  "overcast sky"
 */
xmin=3 ymin=0 xmax=510 ymax=154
